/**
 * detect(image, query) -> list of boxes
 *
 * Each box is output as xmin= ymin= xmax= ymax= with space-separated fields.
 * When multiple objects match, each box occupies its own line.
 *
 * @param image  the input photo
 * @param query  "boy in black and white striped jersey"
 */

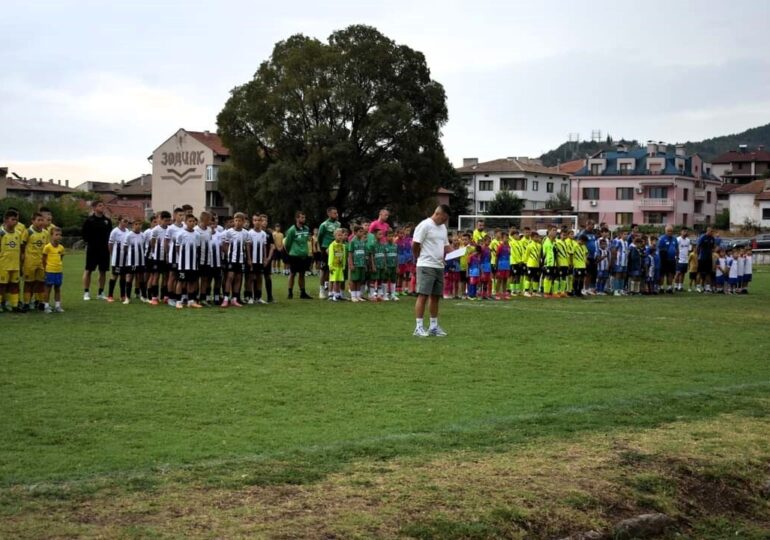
xmin=195 ymin=211 xmax=214 ymax=306
xmin=164 ymin=208 xmax=185 ymax=307
xmin=222 ymin=212 xmax=252 ymax=308
xmin=247 ymin=214 xmax=268 ymax=304
xmin=175 ymin=214 xmax=202 ymax=309
xmin=122 ymin=219 xmax=148 ymax=304
xmin=147 ymin=211 xmax=171 ymax=305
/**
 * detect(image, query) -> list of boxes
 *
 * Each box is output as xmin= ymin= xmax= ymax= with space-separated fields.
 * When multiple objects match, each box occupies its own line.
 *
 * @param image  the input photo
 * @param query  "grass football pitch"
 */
xmin=1 ymin=253 xmax=769 ymax=538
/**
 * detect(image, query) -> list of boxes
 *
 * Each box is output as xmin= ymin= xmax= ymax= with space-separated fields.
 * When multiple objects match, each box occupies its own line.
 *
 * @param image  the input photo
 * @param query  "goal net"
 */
xmin=456 ymin=214 xmax=579 ymax=236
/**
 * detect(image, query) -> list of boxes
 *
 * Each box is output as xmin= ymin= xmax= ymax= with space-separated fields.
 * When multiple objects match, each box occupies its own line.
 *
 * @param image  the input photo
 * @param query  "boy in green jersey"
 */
xmin=384 ymin=230 xmax=399 ymax=301
xmin=541 ymin=226 xmax=558 ymax=297
xmin=522 ymin=231 xmax=542 ymax=297
xmin=369 ymin=229 xmax=387 ymax=301
xmin=572 ymin=235 xmax=588 ymax=297
xmin=555 ymin=228 xmax=570 ymax=297
xmin=347 ymin=226 xmax=369 ymax=302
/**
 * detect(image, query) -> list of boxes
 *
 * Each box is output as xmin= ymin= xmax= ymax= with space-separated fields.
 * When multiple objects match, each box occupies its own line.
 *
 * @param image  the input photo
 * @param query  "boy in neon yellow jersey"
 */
xmin=572 ymin=235 xmax=588 ymax=297
xmin=565 ymin=229 xmax=577 ymax=295
xmin=508 ymin=229 xmax=522 ymax=295
xmin=541 ymin=227 xmax=558 ymax=298
xmin=523 ymin=231 xmax=542 ymax=297
xmin=555 ymin=228 xmax=570 ymax=298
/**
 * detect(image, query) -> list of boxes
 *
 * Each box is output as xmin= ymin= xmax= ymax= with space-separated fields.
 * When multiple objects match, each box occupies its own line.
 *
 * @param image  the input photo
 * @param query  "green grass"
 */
xmin=1 ymin=253 xmax=769 ymax=537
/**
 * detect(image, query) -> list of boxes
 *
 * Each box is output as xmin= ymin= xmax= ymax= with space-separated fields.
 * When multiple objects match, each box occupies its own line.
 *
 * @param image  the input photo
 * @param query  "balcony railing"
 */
xmin=639 ymin=198 xmax=674 ymax=209
xmin=694 ymin=189 xmax=706 ymax=200
xmin=694 ymin=213 xmax=706 ymax=222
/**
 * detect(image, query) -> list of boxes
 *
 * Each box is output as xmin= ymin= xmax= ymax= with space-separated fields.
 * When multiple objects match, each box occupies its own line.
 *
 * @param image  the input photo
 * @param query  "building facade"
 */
xmin=456 ymin=157 xmax=571 ymax=214
xmin=711 ymin=146 xmax=770 ymax=184
xmin=4 ymin=177 xmax=76 ymax=202
xmin=728 ymin=179 xmax=770 ymax=230
xmin=150 ymin=128 xmax=232 ymax=216
xmin=570 ymin=142 xmax=720 ymax=228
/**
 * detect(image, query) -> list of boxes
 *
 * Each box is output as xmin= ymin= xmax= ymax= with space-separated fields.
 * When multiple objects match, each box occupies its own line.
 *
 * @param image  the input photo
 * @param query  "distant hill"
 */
xmin=539 ymin=122 xmax=770 ymax=166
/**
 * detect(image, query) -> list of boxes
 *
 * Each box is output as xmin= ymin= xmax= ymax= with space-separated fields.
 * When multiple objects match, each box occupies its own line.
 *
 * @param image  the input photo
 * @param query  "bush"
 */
xmin=0 ymin=198 xmax=35 ymax=224
xmin=715 ymin=209 xmax=730 ymax=230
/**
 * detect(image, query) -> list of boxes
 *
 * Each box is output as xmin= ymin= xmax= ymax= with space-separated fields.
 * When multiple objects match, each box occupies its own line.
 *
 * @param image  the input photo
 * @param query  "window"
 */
xmin=478 ymin=201 xmax=490 ymax=212
xmin=533 ymin=181 xmax=539 ymax=191
xmin=561 ymin=183 xmax=568 ymax=194
xmin=615 ymin=212 xmax=633 ymax=226
xmin=763 ymin=208 xmax=770 ymax=220
xmin=582 ymin=187 xmax=599 ymax=200
xmin=546 ymin=182 xmax=554 ymax=193
xmin=706 ymin=191 xmax=712 ymax=203
xmin=590 ymin=164 xmax=601 ymax=175
xmin=500 ymin=178 xmax=526 ymax=191
xmin=683 ymin=188 xmax=689 ymax=201
xmin=682 ymin=213 xmax=688 ymax=226
xmin=616 ymin=187 xmax=634 ymax=200
xmin=646 ymin=212 xmax=666 ymax=224
xmin=478 ymin=180 xmax=494 ymax=191
xmin=619 ymin=163 xmax=631 ymax=175
xmin=648 ymin=187 xmax=668 ymax=199
xmin=206 ymin=165 xmax=219 ymax=182
xmin=695 ymin=201 xmax=703 ymax=213
xmin=737 ymin=163 xmax=743 ymax=170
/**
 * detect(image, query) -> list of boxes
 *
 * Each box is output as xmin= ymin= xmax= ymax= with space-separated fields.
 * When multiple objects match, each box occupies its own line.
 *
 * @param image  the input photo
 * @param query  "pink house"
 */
xmin=570 ymin=142 xmax=720 ymax=228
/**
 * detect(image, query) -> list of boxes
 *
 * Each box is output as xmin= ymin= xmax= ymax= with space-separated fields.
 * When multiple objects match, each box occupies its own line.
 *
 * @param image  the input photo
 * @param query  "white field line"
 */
xmin=12 ymin=380 xmax=770 ymax=492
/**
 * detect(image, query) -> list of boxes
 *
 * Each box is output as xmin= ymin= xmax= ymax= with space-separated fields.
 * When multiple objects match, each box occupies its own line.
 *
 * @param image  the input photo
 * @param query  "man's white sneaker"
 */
xmin=83 ymin=292 xmax=91 ymax=301
xmin=428 ymin=326 xmax=448 ymax=337
xmin=413 ymin=326 xmax=429 ymax=338
xmin=54 ymin=306 xmax=64 ymax=313
xmin=97 ymin=293 xmax=108 ymax=300
xmin=319 ymin=289 xmax=328 ymax=299
xmin=122 ymin=298 xmax=130 ymax=305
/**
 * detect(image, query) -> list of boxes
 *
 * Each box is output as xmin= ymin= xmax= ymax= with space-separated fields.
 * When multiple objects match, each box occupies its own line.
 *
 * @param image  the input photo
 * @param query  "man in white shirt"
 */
xmin=674 ymin=228 xmax=691 ymax=291
xmin=411 ymin=205 xmax=451 ymax=337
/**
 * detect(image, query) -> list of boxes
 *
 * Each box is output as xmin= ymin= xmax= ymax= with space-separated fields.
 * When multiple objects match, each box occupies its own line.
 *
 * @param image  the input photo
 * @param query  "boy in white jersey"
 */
xmin=222 ymin=212 xmax=252 ymax=307
xmin=195 ymin=211 xmax=214 ymax=306
xmin=164 ymin=207 xmax=186 ymax=306
xmin=106 ymin=216 xmax=129 ymax=303
xmin=147 ymin=211 xmax=171 ymax=305
xmin=247 ymin=214 xmax=268 ymax=304
xmin=742 ymin=248 xmax=753 ymax=293
xmin=175 ymin=214 xmax=203 ymax=309
xmin=726 ymin=248 xmax=738 ymax=294
xmin=674 ymin=228 xmax=691 ymax=291
xmin=121 ymin=219 xmax=148 ymax=304
xmin=714 ymin=248 xmax=727 ymax=293
xmin=209 ymin=221 xmax=224 ymax=304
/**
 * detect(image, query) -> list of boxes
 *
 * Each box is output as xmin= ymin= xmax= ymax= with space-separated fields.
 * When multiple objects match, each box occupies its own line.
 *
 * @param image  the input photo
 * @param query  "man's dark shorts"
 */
xmin=85 ymin=248 xmax=109 ymax=272
xmin=289 ymin=255 xmax=310 ymax=274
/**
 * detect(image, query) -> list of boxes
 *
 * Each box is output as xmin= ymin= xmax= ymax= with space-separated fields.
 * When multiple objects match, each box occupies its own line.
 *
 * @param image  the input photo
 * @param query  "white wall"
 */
xmin=467 ymin=172 xmax=570 ymax=213
xmin=728 ymin=193 xmax=757 ymax=230
xmin=151 ymin=129 xmax=212 ymax=213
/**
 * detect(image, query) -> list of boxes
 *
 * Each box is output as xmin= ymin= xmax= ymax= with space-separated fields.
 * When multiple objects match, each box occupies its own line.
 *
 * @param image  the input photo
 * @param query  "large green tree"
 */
xmin=217 ymin=25 xmax=461 ymax=226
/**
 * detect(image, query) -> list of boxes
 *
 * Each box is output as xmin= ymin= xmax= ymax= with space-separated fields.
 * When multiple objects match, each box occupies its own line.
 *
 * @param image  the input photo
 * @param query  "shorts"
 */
xmin=177 ymin=270 xmax=198 ymax=283
xmin=314 ymin=251 xmax=325 ymax=264
xmin=481 ymin=272 xmax=492 ymax=283
xmin=469 ymin=276 xmax=480 ymax=285
xmin=517 ymin=263 xmax=526 ymax=276
xmin=627 ymin=270 xmax=640 ymax=278
xmin=329 ymin=267 xmax=345 ymax=282
xmin=688 ymin=271 xmax=697 ymax=280
xmin=496 ymin=270 xmax=510 ymax=279
xmin=85 ymin=249 xmax=109 ymax=272
xmin=350 ymin=267 xmax=367 ymax=282
xmin=369 ymin=269 xmax=385 ymax=282
xmin=697 ymin=259 xmax=712 ymax=276
xmin=398 ymin=263 xmax=414 ymax=275
xmin=559 ymin=266 xmax=570 ymax=278
xmin=248 ymin=263 xmax=265 ymax=276
xmin=23 ymin=264 xmax=45 ymax=282
xmin=716 ymin=275 xmax=725 ymax=286
xmin=676 ymin=262 xmax=688 ymax=274
xmin=573 ymin=268 xmax=587 ymax=278
xmin=543 ymin=266 xmax=557 ymax=278
xmin=0 ymin=269 xmax=20 ymax=284
xmin=661 ymin=259 xmax=676 ymax=275
xmin=613 ymin=265 xmax=626 ymax=274
xmin=744 ymin=274 xmax=752 ymax=283
xmin=728 ymin=277 xmax=738 ymax=286
xmin=385 ymin=268 xmax=398 ymax=282
xmin=111 ymin=265 xmax=123 ymax=276
xmin=123 ymin=265 xmax=145 ymax=275
xmin=45 ymin=272 xmax=63 ymax=287
xmin=586 ymin=259 xmax=597 ymax=278
xmin=288 ymin=255 xmax=311 ymax=274
xmin=510 ymin=265 xmax=519 ymax=277
xmin=598 ymin=270 xmax=610 ymax=279
xmin=147 ymin=260 xmax=168 ymax=274
xmin=208 ymin=265 xmax=223 ymax=279
xmin=226 ymin=262 xmax=247 ymax=274
xmin=526 ymin=267 xmax=541 ymax=280
xmin=415 ymin=266 xmax=444 ymax=297
xmin=459 ymin=270 xmax=467 ymax=282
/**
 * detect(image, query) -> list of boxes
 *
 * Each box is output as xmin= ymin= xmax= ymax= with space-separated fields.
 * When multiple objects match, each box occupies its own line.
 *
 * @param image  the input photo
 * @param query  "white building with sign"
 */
xmin=150 ymin=128 xmax=232 ymax=215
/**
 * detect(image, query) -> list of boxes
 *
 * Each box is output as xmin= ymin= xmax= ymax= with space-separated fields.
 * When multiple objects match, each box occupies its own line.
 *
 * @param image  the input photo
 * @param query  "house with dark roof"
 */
xmin=711 ymin=145 xmax=770 ymax=184
xmin=0 ymin=167 xmax=7 ymax=199
xmin=456 ymin=157 xmax=571 ymax=214
xmin=570 ymin=142 xmax=720 ymax=228
xmin=728 ymin=179 xmax=770 ymax=230
xmin=150 ymin=128 xmax=232 ymax=215
xmin=4 ymin=176 xmax=77 ymax=202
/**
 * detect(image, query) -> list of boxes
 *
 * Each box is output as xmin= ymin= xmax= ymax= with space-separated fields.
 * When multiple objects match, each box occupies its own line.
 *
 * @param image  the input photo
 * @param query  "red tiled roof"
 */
xmin=551 ymin=159 xmax=585 ymax=175
xmin=711 ymin=149 xmax=770 ymax=164
xmin=436 ymin=187 xmax=454 ymax=194
xmin=188 ymin=131 xmax=230 ymax=156
xmin=6 ymin=177 xmax=76 ymax=193
xmin=457 ymin=158 xmax=569 ymax=177
xmin=103 ymin=198 xmax=147 ymax=221
xmin=756 ymin=191 xmax=770 ymax=201
xmin=732 ymin=179 xmax=766 ymax=194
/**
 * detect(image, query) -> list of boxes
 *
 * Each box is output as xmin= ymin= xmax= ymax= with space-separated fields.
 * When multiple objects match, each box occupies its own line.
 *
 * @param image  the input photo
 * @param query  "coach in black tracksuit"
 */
xmin=81 ymin=200 xmax=112 ymax=300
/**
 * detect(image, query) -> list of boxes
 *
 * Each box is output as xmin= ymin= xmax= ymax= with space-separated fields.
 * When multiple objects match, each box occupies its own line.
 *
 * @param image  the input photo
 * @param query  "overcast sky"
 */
xmin=2 ymin=0 xmax=770 ymax=183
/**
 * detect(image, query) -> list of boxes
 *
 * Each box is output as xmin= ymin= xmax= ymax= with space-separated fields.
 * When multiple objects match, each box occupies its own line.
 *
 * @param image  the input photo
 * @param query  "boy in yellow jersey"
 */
xmin=0 ymin=209 xmax=24 ymax=312
xmin=541 ymin=227 xmax=558 ymax=298
xmin=555 ymin=228 xmax=570 ymax=298
xmin=489 ymin=229 xmax=501 ymax=291
xmin=42 ymin=227 xmax=65 ymax=313
xmin=523 ymin=231 xmax=542 ymax=297
xmin=459 ymin=232 xmax=472 ymax=298
xmin=21 ymin=212 xmax=49 ymax=312
xmin=565 ymin=229 xmax=577 ymax=295
xmin=572 ymin=235 xmax=588 ymax=297
xmin=326 ymin=228 xmax=347 ymax=301
xmin=508 ymin=229 xmax=522 ymax=295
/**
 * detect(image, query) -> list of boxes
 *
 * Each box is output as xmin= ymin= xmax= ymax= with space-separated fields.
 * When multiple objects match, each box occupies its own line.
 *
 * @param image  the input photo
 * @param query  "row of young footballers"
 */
xmin=105 ymin=210 xmax=281 ymax=308
xmin=439 ymin=226 xmax=754 ymax=299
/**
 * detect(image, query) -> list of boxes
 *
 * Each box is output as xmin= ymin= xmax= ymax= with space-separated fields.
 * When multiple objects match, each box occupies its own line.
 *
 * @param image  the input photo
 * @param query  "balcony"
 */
xmin=639 ymin=198 xmax=674 ymax=210
xmin=694 ymin=189 xmax=706 ymax=200
xmin=694 ymin=213 xmax=706 ymax=223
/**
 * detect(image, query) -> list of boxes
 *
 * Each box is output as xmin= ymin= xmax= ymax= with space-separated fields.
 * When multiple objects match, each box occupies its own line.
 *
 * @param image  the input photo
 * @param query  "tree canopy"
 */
xmin=485 ymin=191 xmax=525 ymax=216
xmin=217 ymin=25 xmax=465 ymax=226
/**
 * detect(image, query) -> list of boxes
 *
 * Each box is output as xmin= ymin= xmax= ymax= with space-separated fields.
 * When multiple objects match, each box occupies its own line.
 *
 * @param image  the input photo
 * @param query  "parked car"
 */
xmin=721 ymin=237 xmax=751 ymax=250
xmin=751 ymin=234 xmax=770 ymax=250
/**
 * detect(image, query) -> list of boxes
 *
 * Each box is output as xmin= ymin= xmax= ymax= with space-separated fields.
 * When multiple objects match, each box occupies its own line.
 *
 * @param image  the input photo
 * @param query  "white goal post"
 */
xmin=456 ymin=215 xmax=579 ymax=235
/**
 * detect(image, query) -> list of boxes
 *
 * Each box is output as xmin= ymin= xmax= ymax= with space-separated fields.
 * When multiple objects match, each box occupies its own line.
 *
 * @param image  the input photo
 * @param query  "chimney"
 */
xmin=65 ymin=180 xmax=69 ymax=187
xmin=647 ymin=140 xmax=658 ymax=156
xmin=759 ymin=145 xmax=765 ymax=152
xmin=57 ymin=180 xmax=61 ymax=185
xmin=463 ymin=157 xmax=479 ymax=167
xmin=739 ymin=144 xmax=748 ymax=153
xmin=616 ymin=143 xmax=628 ymax=153
xmin=49 ymin=179 xmax=54 ymax=184
xmin=121 ymin=179 xmax=125 ymax=186
xmin=658 ymin=141 xmax=668 ymax=154
xmin=675 ymin=144 xmax=685 ymax=157
xmin=204 ymin=130 xmax=210 ymax=136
